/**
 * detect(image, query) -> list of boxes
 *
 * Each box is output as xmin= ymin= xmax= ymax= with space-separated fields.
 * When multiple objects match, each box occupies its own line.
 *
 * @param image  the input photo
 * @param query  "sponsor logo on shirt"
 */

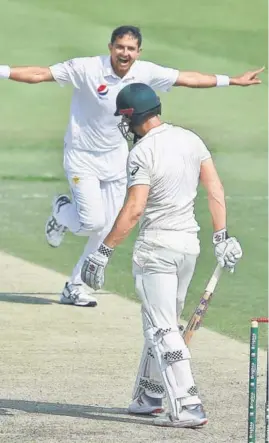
xmin=97 ymin=84 xmax=109 ymax=97
xmin=131 ymin=166 xmax=139 ymax=176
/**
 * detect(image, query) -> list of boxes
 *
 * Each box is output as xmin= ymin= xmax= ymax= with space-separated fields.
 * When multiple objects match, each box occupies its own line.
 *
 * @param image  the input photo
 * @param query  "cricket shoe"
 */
xmin=60 ymin=282 xmax=97 ymax=307
xmin=45 ymin=194 xmax=71 ymax=247
xmin=128 ymin=393 xmax=164 ymax=415
xmin=154 ymin=404 xmax=208 ymax=428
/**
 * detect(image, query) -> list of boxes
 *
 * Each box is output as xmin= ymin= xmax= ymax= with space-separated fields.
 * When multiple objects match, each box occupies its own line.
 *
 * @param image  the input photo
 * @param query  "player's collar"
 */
xmin=144 ymin=123 xmax=170 ymax=137
xmin=103 ymin=56 xmax=136 ymax=80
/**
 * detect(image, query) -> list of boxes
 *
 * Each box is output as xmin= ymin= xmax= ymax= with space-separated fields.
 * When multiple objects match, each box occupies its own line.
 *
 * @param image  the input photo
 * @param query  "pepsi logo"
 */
xmin=97 ymin=84 xmax=109 ymax=96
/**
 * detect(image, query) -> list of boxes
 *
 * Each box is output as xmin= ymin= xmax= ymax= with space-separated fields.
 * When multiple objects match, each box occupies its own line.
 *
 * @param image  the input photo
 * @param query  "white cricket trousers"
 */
xmin=132 ymin=230 xmax=201 ymax=408
xmin=55 ymin=146 xmax=127 ymax=284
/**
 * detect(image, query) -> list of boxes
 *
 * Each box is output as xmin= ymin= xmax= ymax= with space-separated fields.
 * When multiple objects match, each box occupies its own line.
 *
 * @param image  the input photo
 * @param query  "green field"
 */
xmin=0 ymin=0 xmax=267 ymax=346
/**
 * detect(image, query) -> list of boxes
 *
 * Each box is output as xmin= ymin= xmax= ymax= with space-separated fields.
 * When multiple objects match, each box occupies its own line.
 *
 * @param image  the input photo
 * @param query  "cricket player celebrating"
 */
xmin=81 ymin=83 xmax=243 ymax=427
xmin=0 ymin=25 xmax=259 ymax=307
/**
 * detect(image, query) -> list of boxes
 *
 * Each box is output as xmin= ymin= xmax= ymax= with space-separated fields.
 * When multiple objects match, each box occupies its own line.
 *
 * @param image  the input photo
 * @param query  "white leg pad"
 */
xmin=144 ymin=322 xmax=199 ymax=420
xmin=132 ymin=325 xmax=185 ymax=400
xmin=132 ymin=343 xmax=165 ymax=400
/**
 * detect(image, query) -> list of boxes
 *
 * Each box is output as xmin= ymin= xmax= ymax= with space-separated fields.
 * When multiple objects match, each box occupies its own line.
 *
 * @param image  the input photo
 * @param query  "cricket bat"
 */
xmin=183 ymin=264 xmax=223 ymax=345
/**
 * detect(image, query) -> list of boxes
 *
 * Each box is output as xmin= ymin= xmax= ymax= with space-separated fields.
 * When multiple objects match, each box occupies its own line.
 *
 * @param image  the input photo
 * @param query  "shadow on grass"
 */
xmin=0 ymin=399 xmax=156 ymax=426
xmin=0 ymin=399 xmax=207 ymax=431
xmin=0 ymin=293 xmax=59 ymax=305
xmin=0 ymin=291 xmax=110 ymax=305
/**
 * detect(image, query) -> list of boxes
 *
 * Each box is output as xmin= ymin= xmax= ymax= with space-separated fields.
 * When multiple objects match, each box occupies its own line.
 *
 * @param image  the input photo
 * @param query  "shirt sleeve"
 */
xmin=147 ymin=62 xmax=178 ymax=92
xmin=188 ymin=130 xmax=211 ymax=162
xmin=49 ymin=57 xmax=87 ymax=88
xmin=196 ymin=137 xmax=211 ymax=162
xmin=127 ymin=146 xmax=152 ymax=188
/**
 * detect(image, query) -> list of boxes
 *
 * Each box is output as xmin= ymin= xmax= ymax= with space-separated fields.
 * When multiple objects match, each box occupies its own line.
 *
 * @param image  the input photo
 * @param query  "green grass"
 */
xmin=0 ymin=0 xmax=267 ymax=346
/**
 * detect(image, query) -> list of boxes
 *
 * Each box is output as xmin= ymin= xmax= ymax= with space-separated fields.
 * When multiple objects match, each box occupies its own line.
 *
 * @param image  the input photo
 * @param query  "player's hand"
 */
xmin=231 ymin=67 xmax=265 ymax=86
xmin=213 ymin=229 xmax=242 ymax=272
xmin=81 ymin=243 xmax=113 ymax=290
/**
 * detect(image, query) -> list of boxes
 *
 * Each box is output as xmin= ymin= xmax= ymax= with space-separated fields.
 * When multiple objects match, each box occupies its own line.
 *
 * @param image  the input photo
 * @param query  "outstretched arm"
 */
xmin=0 ymin=65 xmax=54 ymax=83
xmin=174 ymin=67 xmax=264 ymax=88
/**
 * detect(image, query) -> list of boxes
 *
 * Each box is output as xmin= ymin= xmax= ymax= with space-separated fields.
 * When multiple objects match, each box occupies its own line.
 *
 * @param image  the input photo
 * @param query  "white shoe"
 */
xmin=128 ymin=393 xmax=164 ymax=415
xmin=60 ymin=282 xmax=97 ymax=307
xmin=154 ymin=404 xmax=207 ymax=428
xmin=45 ymin=195 xmax=71 ymax=247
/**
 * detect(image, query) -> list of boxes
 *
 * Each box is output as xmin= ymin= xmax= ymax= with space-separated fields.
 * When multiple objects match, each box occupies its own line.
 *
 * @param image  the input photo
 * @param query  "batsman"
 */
xmin=81 ymin=83 xmax=243 ymax=427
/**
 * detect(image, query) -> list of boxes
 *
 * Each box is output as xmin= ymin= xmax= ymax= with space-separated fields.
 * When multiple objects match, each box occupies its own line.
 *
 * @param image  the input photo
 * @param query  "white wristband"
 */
xmin=0 ymin=65 xmax=11 ymax=79
xmin=215 ymin=75 xmax=230 ymax=87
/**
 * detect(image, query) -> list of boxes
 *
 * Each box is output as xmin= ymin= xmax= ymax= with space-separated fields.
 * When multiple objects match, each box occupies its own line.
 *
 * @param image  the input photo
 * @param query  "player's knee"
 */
xmin=76 ymin=212 xmax=106 ymax=235
xmin=145 ymin=327 xmax=190 ymax=362
xmin=162 ymin=330 xmax=191 ymax=362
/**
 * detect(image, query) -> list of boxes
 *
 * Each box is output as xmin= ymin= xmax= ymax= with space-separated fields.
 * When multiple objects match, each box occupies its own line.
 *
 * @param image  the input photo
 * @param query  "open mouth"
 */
xmin=117 ymin=57 xmax=130 ymax=66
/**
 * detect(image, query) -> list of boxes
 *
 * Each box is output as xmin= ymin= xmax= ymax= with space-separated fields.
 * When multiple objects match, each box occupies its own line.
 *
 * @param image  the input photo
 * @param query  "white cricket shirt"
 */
xmin=127 ymin=123 xmax=211 ymax=233
xmin=49 ymin=56 xmax=178 ymax=152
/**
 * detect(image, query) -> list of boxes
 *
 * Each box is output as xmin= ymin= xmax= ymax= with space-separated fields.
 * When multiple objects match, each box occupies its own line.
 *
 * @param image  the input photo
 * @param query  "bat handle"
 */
xmin=205 ymin=264 xmax=222 ymax=293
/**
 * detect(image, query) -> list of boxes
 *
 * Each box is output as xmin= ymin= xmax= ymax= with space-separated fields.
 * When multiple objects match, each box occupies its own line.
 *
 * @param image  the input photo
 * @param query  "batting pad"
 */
xmin=143 ymin=320 xmax=199 ymax=420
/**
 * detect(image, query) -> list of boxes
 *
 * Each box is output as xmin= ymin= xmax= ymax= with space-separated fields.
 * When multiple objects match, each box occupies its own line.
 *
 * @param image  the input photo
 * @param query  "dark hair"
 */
xmin=110 ymin=26 xmax=142 ymax=48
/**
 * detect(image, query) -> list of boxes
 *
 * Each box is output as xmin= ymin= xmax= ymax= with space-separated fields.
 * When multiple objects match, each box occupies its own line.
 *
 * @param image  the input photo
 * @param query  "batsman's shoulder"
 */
xmin=174 ymin=125 xmax=209 ymax=151
xmin=130 ymin=136 xmax=152 ymax=156
xmin=128 ymin=139 xmax=150 ymax=163
xmin=172 ymin=124 xmax=202 ymax=141
xmin=128 ymin=142 xmax=143 ymax=163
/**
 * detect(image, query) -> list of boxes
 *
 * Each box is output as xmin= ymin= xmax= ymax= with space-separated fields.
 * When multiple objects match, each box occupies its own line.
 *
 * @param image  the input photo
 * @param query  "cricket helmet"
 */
xmin=114 ymin=83 xmax=161 ymax=140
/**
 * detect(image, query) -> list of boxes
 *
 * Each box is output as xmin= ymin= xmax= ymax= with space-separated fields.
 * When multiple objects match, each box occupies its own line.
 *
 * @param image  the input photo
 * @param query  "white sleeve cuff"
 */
xmin=128 ymin=180 xmax=150 ymax=188
xmin=49 ymin=65 xmax=66 ymax=87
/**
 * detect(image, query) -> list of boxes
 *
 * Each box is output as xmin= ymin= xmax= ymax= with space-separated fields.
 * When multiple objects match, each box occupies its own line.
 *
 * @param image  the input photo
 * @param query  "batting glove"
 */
xmin=213 ymin=229 xmax=243 ymax=272
xmin=81 ymin=243 xmax=114 ymax=290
